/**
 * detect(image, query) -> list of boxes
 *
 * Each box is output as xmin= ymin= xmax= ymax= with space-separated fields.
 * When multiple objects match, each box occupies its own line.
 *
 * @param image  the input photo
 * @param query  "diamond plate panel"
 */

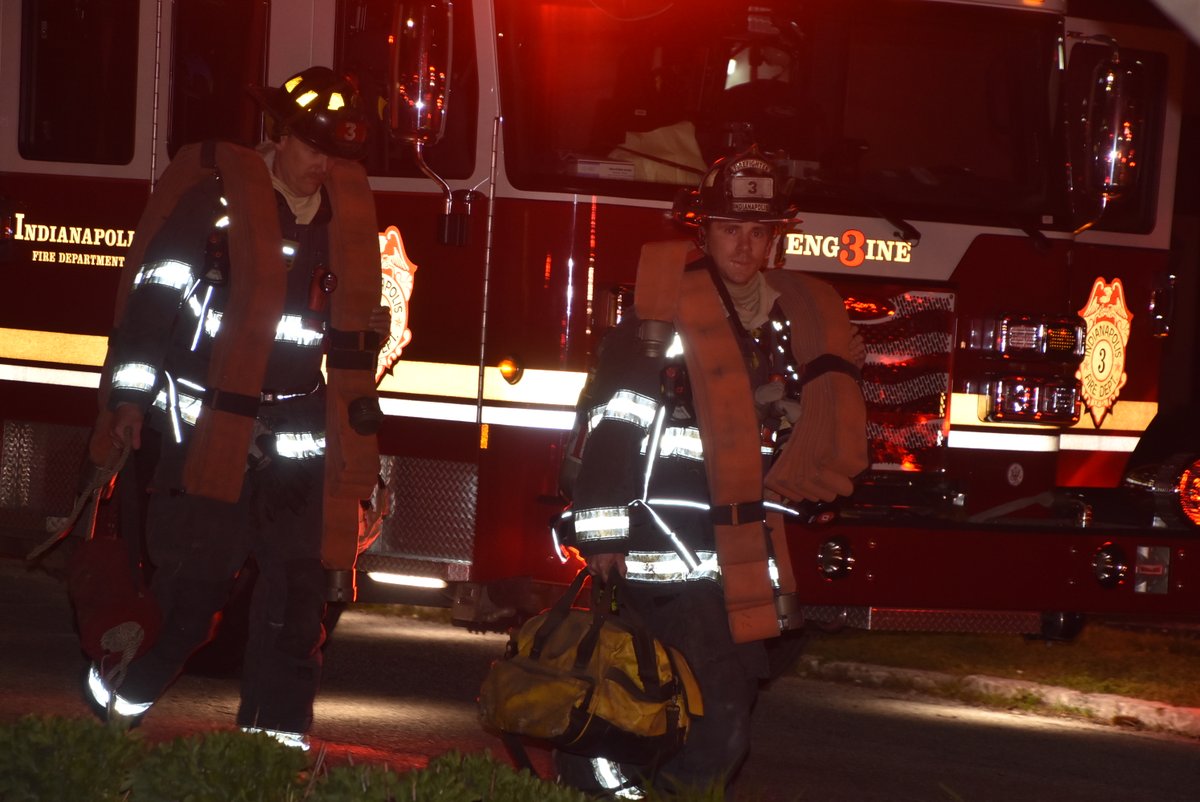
xmin=367 ymin=455 xmax=478 ymax=564
xmin=0 ymin=421 xmax=90 ymax=531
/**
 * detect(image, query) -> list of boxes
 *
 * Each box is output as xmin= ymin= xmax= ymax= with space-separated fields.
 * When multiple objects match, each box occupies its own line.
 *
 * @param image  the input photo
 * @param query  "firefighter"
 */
xmin=85 ymin=66 xmax=384 ymax=750
xmin=558 ymin=146 xmax=866 ymax=797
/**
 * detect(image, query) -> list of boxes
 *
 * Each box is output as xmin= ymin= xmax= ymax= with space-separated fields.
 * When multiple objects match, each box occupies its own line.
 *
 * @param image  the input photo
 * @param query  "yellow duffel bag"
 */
xmin=479 ymin=569 xmax=703 ymax=766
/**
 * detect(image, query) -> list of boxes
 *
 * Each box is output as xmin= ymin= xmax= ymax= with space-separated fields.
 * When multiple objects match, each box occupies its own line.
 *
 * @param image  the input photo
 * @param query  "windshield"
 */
xmin=496 ymin=0 xmax=1067 ymax=228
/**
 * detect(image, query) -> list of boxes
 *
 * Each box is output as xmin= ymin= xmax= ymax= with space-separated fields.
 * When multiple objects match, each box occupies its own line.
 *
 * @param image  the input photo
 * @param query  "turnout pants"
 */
xmin=117 ymin=456 xmax=327 ymax=734
xmin=556 ymin=580 xmax=768 ymax=797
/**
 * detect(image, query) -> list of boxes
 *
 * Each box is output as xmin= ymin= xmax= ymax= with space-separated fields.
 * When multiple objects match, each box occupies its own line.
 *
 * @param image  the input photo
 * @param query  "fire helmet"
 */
xmin=249 ymin=67 xmax=370 ymax=160
xmin=673 ymin=146 xmax=797 ymax=227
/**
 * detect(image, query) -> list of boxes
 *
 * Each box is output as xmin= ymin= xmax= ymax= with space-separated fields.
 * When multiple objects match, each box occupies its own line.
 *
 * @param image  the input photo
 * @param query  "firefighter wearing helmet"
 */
xmin=674 ymin=145 xmax=798 ymax=229
xmin=85 ymin=66 xmax=386 ymax=750
xmin=250 ymin=66 xmax=371 ymax=161
xmin=557 ymin=146 xmax=868 ymax=797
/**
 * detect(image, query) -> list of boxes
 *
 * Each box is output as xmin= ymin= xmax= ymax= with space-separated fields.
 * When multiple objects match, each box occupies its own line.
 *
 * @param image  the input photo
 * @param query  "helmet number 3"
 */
xmin=731 ymin=176 xmax=772 ymax=199
xmin=338 ymin=121 xmax=363 ymax=144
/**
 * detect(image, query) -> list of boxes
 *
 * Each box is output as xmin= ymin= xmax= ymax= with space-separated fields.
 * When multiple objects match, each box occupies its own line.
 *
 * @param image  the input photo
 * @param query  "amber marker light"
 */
xmin=498 ymin=356 xmax=524 ymax=385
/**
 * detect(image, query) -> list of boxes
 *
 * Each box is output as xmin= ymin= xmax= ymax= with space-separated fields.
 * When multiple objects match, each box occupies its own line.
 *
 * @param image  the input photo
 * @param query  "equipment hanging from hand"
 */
xmin=478 ymin=569 xmax=703 ymax=770
xmin=31 ymin=444 xmax=162 ymax=690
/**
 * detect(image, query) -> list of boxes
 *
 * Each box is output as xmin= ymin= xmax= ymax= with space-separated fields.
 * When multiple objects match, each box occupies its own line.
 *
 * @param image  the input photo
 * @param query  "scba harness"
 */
xmin=633 ymin=240 xmax=868 ymax=643
xmin=90 ymin=140 xmax=381 ymax=587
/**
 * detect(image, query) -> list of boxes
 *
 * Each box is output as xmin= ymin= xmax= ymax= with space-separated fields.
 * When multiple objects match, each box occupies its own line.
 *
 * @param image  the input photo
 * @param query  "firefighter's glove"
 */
xmin=765 ymin=371 xmax=868 ymax=504
xmin=754 ymin=381 xmax=802 ymax=426
xmin=249 ymin=457 xmax=312 ymax=526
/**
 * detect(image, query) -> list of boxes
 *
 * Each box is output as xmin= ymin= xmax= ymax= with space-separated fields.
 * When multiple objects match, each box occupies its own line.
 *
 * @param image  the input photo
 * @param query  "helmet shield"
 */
xmin=673 ymin=146 xmax=797 ymax=227
xmin=249 ymin=67 xmax=370 ymax=160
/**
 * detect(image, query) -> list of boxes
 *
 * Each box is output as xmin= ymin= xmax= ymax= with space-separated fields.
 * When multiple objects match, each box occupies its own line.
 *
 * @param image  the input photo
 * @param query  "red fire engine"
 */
xmin=1 ymin=0 xmax=1196 ymax=637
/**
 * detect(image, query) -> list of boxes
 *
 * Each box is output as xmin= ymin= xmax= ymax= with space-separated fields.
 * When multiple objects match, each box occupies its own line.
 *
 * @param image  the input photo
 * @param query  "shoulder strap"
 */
xmin=321 ymin=158 xmax=383 ymax=590
xmin=181 ymin=141 xmax=285 ymax=503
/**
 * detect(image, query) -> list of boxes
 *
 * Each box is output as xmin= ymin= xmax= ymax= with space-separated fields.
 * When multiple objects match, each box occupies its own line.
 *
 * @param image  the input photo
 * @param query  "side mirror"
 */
xmin=388 ymin=0 xmax=453 ymax=146
xmin=1084 ymin=53 xmax=1143 ymax=204
xmin=1068 ymin=38 xmax=1147 ymax=232
xmin=389 ymin=0 xmax=470 ymax=245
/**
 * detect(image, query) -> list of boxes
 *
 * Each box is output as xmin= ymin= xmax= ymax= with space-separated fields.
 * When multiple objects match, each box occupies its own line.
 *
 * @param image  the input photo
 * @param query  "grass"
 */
xmin=798 ymin=622 xmax=1200 ymax=708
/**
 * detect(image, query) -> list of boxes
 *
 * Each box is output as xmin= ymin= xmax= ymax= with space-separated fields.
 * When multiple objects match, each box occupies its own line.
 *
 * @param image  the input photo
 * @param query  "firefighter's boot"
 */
xmin=85 ymin=663 xmax=152 ymax=731
xmin=240 ymin=726 xmax=312 ymax=752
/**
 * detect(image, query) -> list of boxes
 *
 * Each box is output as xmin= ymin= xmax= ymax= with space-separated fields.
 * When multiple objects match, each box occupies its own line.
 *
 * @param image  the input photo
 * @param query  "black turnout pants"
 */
xmin=118 ymin=456 xmax=327 ymax=734
xmin=556 ymin=579 xmax=768 ymax=797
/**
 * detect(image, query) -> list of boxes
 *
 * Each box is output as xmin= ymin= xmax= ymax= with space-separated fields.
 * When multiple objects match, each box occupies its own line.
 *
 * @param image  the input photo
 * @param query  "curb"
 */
xmin=798 ymin=656 xmax=1200 ymax=740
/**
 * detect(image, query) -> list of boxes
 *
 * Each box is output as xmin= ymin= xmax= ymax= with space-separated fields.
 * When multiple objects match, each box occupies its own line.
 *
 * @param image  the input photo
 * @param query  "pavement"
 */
xmin=796 ymin=655 xmax=1200 ymax=740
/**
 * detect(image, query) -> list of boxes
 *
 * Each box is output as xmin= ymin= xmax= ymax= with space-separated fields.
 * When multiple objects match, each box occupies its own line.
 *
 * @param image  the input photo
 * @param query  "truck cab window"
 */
xmin=18 ymin=0 xmax=138 ymax=164
xmin=495 ymin=0 xmax=1165 ymax=234
xmin=167 ymin=0 xmax=270 ymax=157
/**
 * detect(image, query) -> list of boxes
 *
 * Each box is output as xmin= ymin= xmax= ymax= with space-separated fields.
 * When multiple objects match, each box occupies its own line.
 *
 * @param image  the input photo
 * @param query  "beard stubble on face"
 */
xmin=706 ymin=223 xmax=773 ymax=286
xmin=275 ymin=136 xmax=332 ymax=197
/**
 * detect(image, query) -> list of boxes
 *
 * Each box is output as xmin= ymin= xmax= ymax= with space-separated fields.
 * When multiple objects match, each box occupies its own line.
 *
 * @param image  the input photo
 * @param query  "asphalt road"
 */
xmin=3 ymin=558 xmax=1198 ymax=801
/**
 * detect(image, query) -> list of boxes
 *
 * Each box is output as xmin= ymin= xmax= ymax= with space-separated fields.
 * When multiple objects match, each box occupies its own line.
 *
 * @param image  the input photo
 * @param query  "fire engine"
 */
xmin=1 ymin=0 xmax=1197 ymax=638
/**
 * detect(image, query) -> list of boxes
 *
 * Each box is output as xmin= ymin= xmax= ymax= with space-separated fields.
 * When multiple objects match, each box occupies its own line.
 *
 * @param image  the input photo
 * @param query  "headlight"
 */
xmin=979 ymin=375 xmax=1081 ymax=424
xmin=965 ymin=315 xmax=1085 ymax=360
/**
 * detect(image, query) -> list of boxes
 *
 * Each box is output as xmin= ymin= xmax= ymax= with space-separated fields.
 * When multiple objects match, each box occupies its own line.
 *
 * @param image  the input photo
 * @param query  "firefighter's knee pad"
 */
xmin=275 ymin=558 xmax=327 ymax=659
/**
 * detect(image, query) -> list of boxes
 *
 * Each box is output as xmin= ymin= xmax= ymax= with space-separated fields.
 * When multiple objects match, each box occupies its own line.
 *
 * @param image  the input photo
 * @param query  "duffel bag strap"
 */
xmin=571 ymin=582 xmax=613 ymax=673
xmin=531 ymin=569 xmax=590 ymax=659
xmin=528 ymin=568 xmax=615 ymax=679
xmin=593 ymin=573 xmax=668 ymax=696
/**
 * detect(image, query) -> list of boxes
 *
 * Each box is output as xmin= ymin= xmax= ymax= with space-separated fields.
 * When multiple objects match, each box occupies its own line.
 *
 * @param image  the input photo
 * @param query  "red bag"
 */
xmin=68 ymin=533 xmax=160 ymax=666
xmin=36 ymin=453 xmax=162 ymax=670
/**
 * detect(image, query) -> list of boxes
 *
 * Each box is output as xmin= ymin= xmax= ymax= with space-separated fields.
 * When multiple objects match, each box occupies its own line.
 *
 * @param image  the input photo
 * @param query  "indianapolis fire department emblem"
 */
xmin=377 ymin=225 xmax=417 ymax=384
xmin=1076 ymin=277 xmax=1132 ymax=428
